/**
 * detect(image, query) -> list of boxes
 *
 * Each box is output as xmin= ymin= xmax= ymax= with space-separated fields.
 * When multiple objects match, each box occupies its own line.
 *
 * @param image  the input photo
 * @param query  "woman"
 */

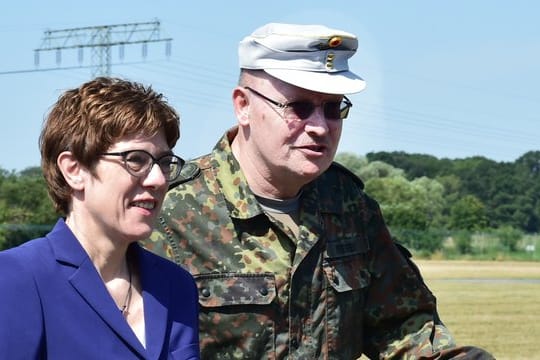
xmin=0 ymin=77 xmax=199 ymax=359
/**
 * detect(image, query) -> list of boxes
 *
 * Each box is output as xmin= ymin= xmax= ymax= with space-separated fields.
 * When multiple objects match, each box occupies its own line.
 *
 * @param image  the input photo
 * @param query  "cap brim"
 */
xmin=264 ymin=69 xmax=366 ymax=95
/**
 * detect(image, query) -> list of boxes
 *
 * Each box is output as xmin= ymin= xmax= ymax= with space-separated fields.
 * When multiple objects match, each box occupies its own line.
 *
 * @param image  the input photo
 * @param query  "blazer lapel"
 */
xmin=49 ymin=220 xmax=147 ymax=357
xmin=137 ymin=246 xmax=170 ymax=360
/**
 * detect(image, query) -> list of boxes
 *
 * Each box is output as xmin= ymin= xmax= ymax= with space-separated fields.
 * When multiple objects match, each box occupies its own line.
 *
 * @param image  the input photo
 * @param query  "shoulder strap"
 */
xmin=168 ymin=162 xmax=201 ymax=190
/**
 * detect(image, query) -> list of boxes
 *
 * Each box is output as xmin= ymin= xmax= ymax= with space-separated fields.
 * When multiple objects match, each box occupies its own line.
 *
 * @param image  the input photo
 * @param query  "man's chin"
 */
xmin=299 ymin=161 xmax=331 ymax=179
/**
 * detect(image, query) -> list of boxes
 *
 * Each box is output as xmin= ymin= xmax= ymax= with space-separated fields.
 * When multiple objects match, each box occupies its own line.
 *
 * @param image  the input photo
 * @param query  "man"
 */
xmin=144 ymin=23 xmax=493 ymax=359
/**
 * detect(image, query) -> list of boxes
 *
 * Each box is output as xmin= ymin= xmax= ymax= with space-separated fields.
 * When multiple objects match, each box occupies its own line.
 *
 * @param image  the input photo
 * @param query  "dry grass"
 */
xmin=415 ymin=260 xmax=540 ymax=280
xmin=417 ymin=260 xmax=540 ymax=359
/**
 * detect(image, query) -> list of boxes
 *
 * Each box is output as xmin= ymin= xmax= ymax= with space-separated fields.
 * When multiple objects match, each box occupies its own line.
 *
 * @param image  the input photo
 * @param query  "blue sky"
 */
xmin=1 ymin=1 xmax=538 ymax=172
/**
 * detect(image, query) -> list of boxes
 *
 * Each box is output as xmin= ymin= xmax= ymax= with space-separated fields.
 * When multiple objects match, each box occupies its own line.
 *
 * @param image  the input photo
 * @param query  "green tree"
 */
xmin=0 ymin=166 xmax=56 ymax=249
xmin=367 ymin=151 xmax=456 ymax=179
xmin=335 ymin=153 xmax=448 ymax=252
xmin=365 ymin=175 xmax=444 ymax=230
xmin=0 ymin=169 xmax=56 ymax=224
xmin=356 ymin=160 xmax=404 ymax=182
xmin=449 ymin=194 xmax=487 ymax=230
xmin=334 ymin=152 xmax=367 ymax=176
xmin=496 ymin=226 xmax=523 ymax=252
xmin=367 ymin=150 xmax=540 ymax=233
xmin=454 ymin=230 xmax=473 ymax=255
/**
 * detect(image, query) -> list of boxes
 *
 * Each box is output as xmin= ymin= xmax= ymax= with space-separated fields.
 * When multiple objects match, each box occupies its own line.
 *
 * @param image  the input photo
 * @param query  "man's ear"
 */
xmin=57 ymin=151 xmax=85 ymax=191
xmin=232 ymin=87 xmax=250 ymax=126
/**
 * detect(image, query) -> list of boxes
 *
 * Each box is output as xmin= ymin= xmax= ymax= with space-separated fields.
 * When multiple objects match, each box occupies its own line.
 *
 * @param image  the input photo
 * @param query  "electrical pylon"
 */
xmin=34 ymin=20 xmax=172 ymax=77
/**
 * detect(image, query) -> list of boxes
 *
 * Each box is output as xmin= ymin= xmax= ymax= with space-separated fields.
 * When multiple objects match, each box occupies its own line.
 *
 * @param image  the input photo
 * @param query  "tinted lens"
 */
xmin=323 ymin=102 xmax=342 ymax=119
xmin=288 ymin=100 xmax=349 ymax=121
xmin=288 ymin=101 xmax=316 ymax=120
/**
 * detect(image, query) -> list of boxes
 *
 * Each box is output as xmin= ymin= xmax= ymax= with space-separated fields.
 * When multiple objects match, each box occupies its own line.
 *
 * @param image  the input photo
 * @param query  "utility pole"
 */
xmin=34 ymin=20 xmax=172 ymax=77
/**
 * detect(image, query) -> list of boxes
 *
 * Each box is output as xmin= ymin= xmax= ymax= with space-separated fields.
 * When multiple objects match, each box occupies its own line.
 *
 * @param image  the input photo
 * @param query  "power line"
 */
xmin=33 ymin=20 xmax=172 ymax=77
xmin=0 ymin=64 xmax=93 ymax=75
xmin=0 ymin=60 xmax=156 ymax=76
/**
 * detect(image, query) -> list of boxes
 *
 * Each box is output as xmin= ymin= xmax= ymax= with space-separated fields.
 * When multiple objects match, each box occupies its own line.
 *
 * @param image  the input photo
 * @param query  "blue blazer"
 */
xmin=0 ymin=219 xmax=199 ymax=359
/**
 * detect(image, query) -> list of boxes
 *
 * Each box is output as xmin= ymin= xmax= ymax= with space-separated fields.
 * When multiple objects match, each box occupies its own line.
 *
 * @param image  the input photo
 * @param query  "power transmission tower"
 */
xmin=34 ymin=20 xmax=172 ymax=77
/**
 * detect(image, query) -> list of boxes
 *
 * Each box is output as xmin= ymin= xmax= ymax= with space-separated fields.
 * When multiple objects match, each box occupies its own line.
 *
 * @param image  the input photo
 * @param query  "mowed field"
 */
xmin=416 ymin=260 xmax=540 ymax=359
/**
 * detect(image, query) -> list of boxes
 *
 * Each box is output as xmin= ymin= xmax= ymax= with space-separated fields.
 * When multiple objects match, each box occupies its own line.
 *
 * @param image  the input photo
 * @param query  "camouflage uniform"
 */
xmin=144 ymin=128 xmax=494 ymax=360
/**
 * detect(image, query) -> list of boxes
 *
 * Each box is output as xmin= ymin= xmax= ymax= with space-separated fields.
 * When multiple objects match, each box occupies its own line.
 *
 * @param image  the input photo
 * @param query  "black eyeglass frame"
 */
xmin=101 ymin=149 xmax=185 ymax=183
xmin=244 ymin=86 xmax=353 ymax=121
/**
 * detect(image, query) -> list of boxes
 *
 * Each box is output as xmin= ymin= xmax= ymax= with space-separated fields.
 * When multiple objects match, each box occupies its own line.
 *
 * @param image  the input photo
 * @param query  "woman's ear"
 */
xmin=57 ymin=151 xmax=85 ymax=191
xmin=232 ymin=87 xmax=250 ymax=126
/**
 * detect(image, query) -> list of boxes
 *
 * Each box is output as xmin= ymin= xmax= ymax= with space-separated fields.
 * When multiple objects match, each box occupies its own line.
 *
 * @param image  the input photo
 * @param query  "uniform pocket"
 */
xmin=194 ymin=273 xmax=277 ymax=358
xmin=322 ymin=255 xmax=371 ymax=293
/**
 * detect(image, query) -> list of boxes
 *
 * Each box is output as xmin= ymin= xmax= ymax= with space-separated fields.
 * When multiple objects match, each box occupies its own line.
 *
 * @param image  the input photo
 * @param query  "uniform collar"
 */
xmin=211 ymin=127 xmax=265 ymax=220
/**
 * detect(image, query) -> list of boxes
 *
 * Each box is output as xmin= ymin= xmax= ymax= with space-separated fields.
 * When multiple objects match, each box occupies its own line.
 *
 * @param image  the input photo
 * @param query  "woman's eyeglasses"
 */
xmin=244 ymin=86 xmax=352 ymax=122
xmin=101 ymin=150 xmax=185 ymax=183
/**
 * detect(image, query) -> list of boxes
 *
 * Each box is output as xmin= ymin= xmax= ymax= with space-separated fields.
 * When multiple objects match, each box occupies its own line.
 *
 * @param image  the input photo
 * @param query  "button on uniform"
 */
xmin=200 ymin=287 xmax=210 ymax=298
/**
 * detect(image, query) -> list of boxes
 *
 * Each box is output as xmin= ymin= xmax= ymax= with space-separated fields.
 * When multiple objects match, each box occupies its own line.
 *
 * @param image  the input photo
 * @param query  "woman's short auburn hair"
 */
xmin=39 ymin=77 xmax=180 ymax=214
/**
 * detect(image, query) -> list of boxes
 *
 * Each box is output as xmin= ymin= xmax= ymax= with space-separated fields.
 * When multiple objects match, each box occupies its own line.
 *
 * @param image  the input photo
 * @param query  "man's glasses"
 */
xmin=244 ymin=86 xmax=352 ymax=122
xmin=101 ymin=150 xmax=185 ymax=183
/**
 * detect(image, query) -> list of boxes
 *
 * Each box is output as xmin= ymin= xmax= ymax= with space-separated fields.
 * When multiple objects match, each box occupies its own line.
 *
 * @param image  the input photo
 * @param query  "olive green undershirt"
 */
xmin=255 ymin=193 xmax=301 ymax=241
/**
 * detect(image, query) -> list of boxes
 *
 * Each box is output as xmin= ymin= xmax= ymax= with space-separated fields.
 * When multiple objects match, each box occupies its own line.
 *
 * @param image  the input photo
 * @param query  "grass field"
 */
xmin=416 ymin=260 xmax=540 ymax=359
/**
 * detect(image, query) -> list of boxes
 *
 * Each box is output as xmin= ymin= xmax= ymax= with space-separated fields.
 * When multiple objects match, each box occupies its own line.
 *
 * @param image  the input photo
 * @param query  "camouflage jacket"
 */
xmin=143 ymin=128 xmax=494 ymax=360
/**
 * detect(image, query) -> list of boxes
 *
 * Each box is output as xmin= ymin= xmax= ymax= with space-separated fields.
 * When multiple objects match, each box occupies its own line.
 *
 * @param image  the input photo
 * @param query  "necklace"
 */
xmin=120 ymin=262 xmax=132 ymax=316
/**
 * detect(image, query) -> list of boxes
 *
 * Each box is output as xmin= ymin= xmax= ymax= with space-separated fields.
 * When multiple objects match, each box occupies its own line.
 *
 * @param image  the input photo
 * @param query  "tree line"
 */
xmin=335 ymin=150 xmax=539 ymax=257
xmin=1 ymin=151 xmax=539 ymax=257
xmin=0 ymin=166 xmax=57 ymax=249
xmin=359 ymin=150 xmax=540 ymax=232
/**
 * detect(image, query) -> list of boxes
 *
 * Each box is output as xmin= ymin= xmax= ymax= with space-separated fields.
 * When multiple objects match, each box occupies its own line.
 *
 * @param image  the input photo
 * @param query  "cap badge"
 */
xmin=328 ymin=36 xmax=342 ymax=48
